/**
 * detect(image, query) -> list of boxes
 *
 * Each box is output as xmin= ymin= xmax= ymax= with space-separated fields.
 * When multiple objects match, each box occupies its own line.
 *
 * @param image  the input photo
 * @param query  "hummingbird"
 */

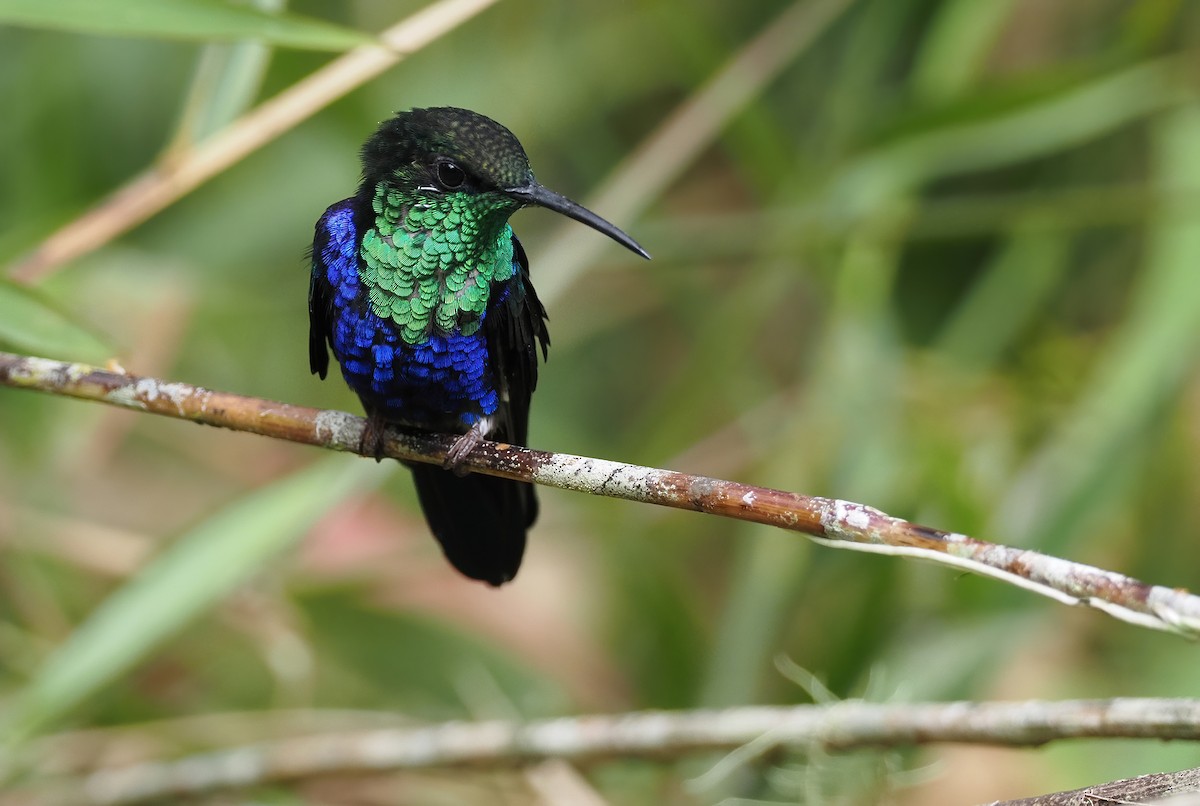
xmin=308 ymin=107 xmax=648 ymax=586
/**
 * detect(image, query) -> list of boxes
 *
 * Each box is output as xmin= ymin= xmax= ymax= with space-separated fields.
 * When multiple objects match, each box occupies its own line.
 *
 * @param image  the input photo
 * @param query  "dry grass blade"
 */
xmin=535 ymin=0 xmax=856 ymax=305
xmin=8 ymin=0 xmax=502 ymax=283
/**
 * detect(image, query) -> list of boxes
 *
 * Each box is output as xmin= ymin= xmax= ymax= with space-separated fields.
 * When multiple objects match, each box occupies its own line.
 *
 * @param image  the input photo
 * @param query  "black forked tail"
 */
xmin=409 ymin=464 xmax=538 ymax=586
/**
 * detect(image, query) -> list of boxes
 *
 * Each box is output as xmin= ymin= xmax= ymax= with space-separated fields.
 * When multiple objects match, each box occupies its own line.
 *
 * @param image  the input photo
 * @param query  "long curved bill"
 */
xmin=506 ymin=182 xmax=650 ymax=260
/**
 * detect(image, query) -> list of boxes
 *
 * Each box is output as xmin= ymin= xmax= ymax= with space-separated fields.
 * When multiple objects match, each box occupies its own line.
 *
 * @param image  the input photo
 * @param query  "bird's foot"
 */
xmin=359 ymin=412 xmax=388 ymax=462
xmin=443 ymin=420 xmax=489 ymax=476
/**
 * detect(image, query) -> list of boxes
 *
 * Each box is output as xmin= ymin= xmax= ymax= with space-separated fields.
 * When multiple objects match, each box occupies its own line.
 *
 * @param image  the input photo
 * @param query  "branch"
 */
xmin=2 ymin=351 xmax=1199 ymax=637
xmin=992 ymin=767 xmax=1200 ymax=806
xmin=16 ymin=699 xmax=1200 ymax=804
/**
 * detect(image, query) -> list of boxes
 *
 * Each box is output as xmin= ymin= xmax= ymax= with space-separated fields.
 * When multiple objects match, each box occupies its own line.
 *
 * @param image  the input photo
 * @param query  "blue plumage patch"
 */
xmin=316 ymin=200 xmax=502 ymax=428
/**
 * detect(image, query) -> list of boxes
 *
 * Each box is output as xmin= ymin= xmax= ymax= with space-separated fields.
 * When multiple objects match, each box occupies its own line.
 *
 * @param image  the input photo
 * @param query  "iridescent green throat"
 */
xmin=359 ymin=183 xmax=516 ymax=344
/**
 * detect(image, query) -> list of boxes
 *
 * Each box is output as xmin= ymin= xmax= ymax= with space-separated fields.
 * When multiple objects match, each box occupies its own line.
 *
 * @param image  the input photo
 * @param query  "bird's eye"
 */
xmin=435 ymin=160 xmax=466 ymax=189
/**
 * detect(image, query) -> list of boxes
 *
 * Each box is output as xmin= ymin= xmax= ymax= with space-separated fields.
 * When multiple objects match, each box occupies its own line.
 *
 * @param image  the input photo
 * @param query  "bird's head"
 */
xmin=360 ymin=107 xmax=648 ymax=259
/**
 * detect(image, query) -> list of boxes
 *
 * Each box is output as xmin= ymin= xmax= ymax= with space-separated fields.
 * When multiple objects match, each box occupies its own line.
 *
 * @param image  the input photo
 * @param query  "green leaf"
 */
xmin=0 ymin=280 xmax=111 ymax=364
xmin=832 ymin=60 xmax=1186 ymax=216
xmin=936 ymin=226 xmax=1070 ymax=369
xmin=299 ymin=588 xmax=569 ymax=719
xmin=5 ymin=457 xmax=391 ymax=742
xmin=992 ymin=103 xmax=1200 ymax=551
xmin=0 ymin=0 xmax=372 ymax=51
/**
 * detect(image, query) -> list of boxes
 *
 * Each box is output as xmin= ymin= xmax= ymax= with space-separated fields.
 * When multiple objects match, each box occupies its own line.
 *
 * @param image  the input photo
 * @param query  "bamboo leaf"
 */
xmin=0 ymin=0 xmax=372 ymax=51
xmin=0 ymin=281 xmax=111 ymax=363
xmin=5 ymin=457 xmax=391 ymax=742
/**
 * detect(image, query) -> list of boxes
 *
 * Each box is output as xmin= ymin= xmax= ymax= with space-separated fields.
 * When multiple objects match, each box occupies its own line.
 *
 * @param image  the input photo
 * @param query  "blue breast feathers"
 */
xmin=316 ymin=201 xmax=503 ymax=428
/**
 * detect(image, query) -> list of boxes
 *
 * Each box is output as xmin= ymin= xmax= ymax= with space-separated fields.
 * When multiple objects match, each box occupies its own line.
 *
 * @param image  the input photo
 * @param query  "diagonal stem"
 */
xmin=8 ymin=0 xmax=501 ymax=283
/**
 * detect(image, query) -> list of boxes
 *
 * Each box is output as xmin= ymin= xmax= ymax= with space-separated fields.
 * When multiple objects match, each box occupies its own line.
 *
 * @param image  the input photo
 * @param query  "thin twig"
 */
xmin=1 ymin=350 xmax=1198 ymax=638
xmin=990 ymin=767 xmax=1200 ymax=806
xmin=12 ymin=699 xmax=1200 ymax=805
xmin=8 ymin=0 xmax=501 ymax=283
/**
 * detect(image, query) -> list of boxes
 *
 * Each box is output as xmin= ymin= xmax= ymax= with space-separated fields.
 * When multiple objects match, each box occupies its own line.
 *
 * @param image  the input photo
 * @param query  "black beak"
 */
xmin=506 ymin=182 xmax=650 ymax=260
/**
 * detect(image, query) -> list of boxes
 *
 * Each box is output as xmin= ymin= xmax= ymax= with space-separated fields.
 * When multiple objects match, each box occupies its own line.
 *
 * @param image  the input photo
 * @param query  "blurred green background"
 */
xmin=2 ymin=0 xmax=1200 ymax=802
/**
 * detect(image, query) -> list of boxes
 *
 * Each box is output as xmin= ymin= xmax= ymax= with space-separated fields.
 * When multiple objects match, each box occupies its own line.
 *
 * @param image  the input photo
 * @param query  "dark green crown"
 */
xmin=360 ymin=107 xmax=534 ymax=190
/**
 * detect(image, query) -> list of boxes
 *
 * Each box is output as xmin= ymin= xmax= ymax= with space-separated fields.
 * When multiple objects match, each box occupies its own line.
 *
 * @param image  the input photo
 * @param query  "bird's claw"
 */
xmin=359 ymin=413 xmax=388 ymax=462
xmin=443 ymin=427 xmax=485 ymax=476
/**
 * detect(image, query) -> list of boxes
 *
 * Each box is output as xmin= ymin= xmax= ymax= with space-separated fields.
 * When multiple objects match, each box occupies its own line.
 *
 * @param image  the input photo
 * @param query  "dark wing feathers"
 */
xmin=308 ymin=204 xmax=344 ymax=380
xmin=308 ymin=270 xmax=332 ymax=379
xmin=483 ymin=234 xmax=550 ymax=446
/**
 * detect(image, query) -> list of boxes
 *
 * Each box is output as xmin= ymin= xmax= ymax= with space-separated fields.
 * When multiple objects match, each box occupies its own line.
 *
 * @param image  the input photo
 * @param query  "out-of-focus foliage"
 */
xmin=0 ymin=0 xmax=370 ymax=50
xmin=2 ymin=0 xmax=1200 ymax=802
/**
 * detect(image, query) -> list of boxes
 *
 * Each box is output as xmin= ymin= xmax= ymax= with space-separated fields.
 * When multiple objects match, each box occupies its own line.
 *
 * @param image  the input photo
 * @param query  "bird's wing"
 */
xmin=483 ymin=233 xmax=550 ymax=446
xmin=309 ymin=198 xmax=359 ymax=379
